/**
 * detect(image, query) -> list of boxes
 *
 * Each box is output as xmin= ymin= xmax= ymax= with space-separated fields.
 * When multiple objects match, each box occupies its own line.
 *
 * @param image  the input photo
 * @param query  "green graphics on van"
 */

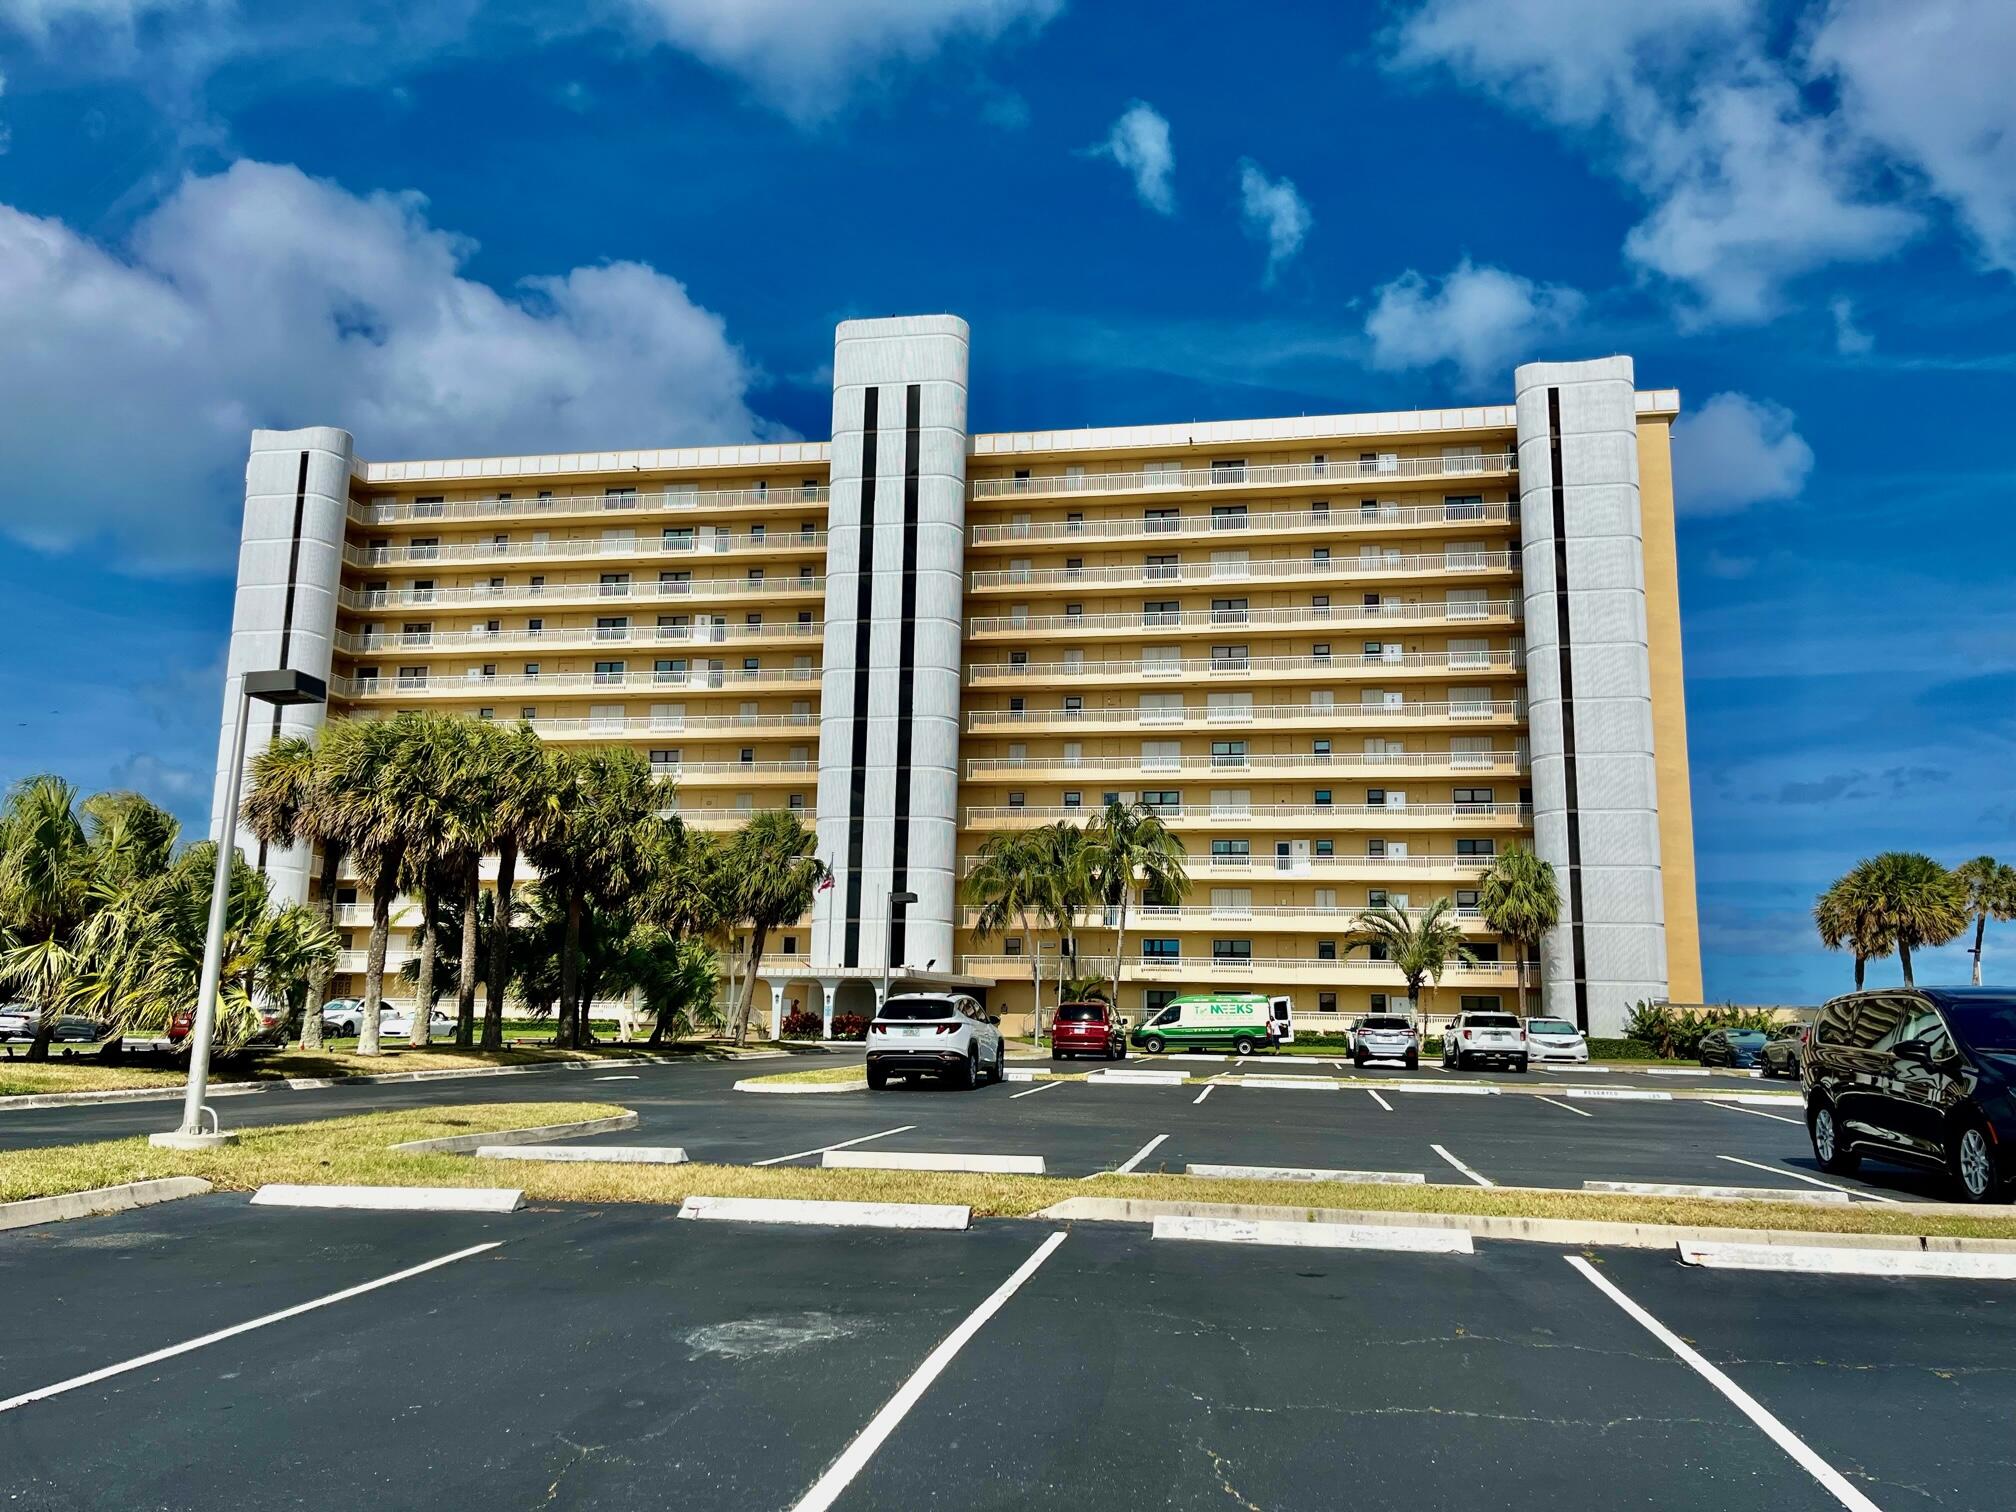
xmin=1128 ymin=993 xmax=1293 ymax=1056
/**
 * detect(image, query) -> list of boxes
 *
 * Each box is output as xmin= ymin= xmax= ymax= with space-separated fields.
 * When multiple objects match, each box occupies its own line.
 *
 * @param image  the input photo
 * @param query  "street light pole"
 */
xmin=882 ymin=890 xmax=918 ymax=1012
xmin=152 ymin=669 xmax=326 ymax=1150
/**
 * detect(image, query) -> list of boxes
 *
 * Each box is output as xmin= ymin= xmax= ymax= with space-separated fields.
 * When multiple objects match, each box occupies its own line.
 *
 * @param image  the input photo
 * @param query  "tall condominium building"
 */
xmin=214 ymin=315 xmax=1701 ymax=1037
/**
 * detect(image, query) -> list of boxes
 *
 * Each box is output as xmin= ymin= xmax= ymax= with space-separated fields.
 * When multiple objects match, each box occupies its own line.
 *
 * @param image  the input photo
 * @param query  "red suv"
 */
xmin=1049 ymin=1001 xmax=1127 ymax=1060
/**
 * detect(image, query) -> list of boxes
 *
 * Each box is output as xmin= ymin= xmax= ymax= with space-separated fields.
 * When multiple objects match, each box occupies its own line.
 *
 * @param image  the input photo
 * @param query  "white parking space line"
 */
xmin=1192 ymin=1085 xmax=1214 ymax=1105
xmin=1715 ymin=1155 xmax=1904 ymax=1205
xmin=1566 ymin=1257 xmax=1882 ymax=1512
xmin=1430 ymin=1143 xmax=1494 ymax=1187
xmin=594 ymin=1075 xmax=640 ymax=1081
xmin=0 ymin=1243 xmax=501 ymax=1416
xmin=1365 ymin=1088 xmax=1393 ymax=1112
xmin=753 ymin=1125 xmax=916 ymax=1167
xmin=1109 ymin=1133 xmax=1170 ymax=1175
xmin=790 ymin=1232 xmax=1069 ymax=1512
xmin=1008 ymin=1081 xmax=1061 ymax=1100
xmin=1535 ymin=1095 xmax=1593 ymax=1118
xmin=1708 ymin=1100 xmax=1802 ymax=1126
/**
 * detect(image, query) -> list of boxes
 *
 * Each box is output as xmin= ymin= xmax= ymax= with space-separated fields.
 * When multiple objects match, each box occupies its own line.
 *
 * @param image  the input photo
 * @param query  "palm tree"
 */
xmin=964 ymin=829 xmax=1050 ymax=1032
xmin=720 ymin=809 xmax=825 ymax=1043
xmin=1476 ymin=843 xmax=1560 ymax=1017
xmin=0 ymin=777 xmax=106 ymax=1060
xmin=1857 ymin=851 xmax=1968 ymax=986
xmin=1082 ymin=799 xmax=1190 ymax=1016
xmin=242 ymin=735 xmax=345 ymax=1050
xmin=1033 ymin=822 xmax=1096 ymax=1033
xmin=482 ymin=723 xmax=557 ymax=1050
xmin=1348 ymin=898 xmax=1476 ymax=1011
xmin=1815 ymin=866 xmax=1893 ymax=989
xmin=1954 ymin=855 xmax=2016 ymax=986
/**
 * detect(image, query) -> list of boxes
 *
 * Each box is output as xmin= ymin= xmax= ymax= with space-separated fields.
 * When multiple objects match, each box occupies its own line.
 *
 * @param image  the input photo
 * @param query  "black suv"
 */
xmin=1803 ymin=988 xmax=2016 ymax=1202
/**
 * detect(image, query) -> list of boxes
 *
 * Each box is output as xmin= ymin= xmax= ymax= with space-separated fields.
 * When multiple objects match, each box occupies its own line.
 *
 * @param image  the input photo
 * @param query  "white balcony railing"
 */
xmin=966 ymin=600 xmax=1523 ymax=636
xmin=525 ymin=712 xmax=818 ymax=736
xmin=970 ymin=499 xmax=1514 ymax=545
xmin=336 ymin=666 xmax=819 ymax=698
xmin=969 ymin=452 xmax=1515 ymax=500
xmin=339 ymin=577 xmax=823 ymax=611
xmin=962 ymin=802 xmax=1531 ymax=825
xmin=961 ymin=750 xmax=1526 ymax=777
xmin=968 ymin=551 xmax=1512 ymax=592
xmin=965 ymin=699 xmax=1523 ymax=731
xmin=334 ymin=621 xmax=822 ymax=655
xmin=967 ymin=650 xmax=1520 ymax=683
xmin=347 ymin=529 xmax=825 ymax=568
xmin=961 ymin=904 xmax=1486 ymax=927
xmin=352 ymin=483 xmax=829 ymax=525
xmin=960 ymin=953 xmax=1514 ymax=979
xmin=961 ymin=850 xmax=1497 ymax=876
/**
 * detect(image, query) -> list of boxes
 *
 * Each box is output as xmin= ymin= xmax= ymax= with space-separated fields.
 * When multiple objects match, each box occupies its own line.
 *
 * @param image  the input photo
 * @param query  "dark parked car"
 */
xmin=1698 ymin=1027 xmax=1768 ymax=1068
xmin=1757 ymin=1025 xmax=1807 ymax=1079
xmin=1804 ymin=987 xmax=2016 ymax=1203
xmin=1049 ymin=1000 xmax=1126 ymax=1060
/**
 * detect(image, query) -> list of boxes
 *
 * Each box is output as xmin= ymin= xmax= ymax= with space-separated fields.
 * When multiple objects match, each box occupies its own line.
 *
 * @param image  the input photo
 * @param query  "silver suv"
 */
xmin=1443 ymin=1010 xmax=1530 ymax=1072
xmin=867 ymin=994 xmax=1004 ymax=1090
xmin=1351 ymin=1014 xmax=1420 ymax=1069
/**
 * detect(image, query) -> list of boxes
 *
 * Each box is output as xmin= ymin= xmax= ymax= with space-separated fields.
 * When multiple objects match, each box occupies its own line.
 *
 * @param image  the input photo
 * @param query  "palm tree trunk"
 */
xmin=1973 ymin=915 xmax=1987 ymax=986
xmin=557 ymin=887 xmax=583 ymax=1049
xmin=1514 ymin=949 xmax=1528 ymax=1017
xmin=411 ymin=910 xmax=436 ymax=1047
xmin=302 ymin=843 xmax=340 ymax=1051
xmin=455 ymin=853 xmax=480 ymax=1048
xmin=360 ymin=858 xmax=394 ymax=1057
xmin=25 ymin=993 xmax=54 ymax=1063
xmin=1110 ymin=893 xmax=1131 ymax=1017
xmin=1022 ymin=917 xmax=1038 ymax=1040
xmin=482 ymin=835 xmax=516 ymax=1050
xmin=1853 ymin=952 xmax=1866 ymax=991
xmin=1899 ymin=940 xmax=1915 ymax=987
xmin=735 ymin=926 xmax=768 ymax=1043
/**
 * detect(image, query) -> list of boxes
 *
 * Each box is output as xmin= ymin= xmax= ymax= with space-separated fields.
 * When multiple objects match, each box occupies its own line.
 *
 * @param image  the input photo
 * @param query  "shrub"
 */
xmin=1623 ymin=1001 xmax=1788 ymax=1059
xmin=829 ymin=1013 xmax=869 ymax=1041
xmin=780 ymin=1008 xmax=822 ymax=1040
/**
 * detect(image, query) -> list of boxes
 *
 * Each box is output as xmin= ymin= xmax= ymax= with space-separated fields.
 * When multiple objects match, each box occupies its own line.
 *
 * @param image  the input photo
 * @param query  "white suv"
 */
xmin=1442 ymin=1010 xmax=1530 ymax=1072
xmin=867 ymin=994 xmax=1004 ymax=1090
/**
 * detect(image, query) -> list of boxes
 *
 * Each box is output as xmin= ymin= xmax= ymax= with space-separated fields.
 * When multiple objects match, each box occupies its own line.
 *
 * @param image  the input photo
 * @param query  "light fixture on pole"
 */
xmin=881 ymin=890 xmax=918 ymax=1011
xmin=151 ymin=669 xmax=326 ymax=1150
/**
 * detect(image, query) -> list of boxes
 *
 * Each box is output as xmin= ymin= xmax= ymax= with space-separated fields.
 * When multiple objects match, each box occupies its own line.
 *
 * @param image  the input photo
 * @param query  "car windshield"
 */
xmin=1731 ymin=1030 xmax=1768 ymax=1044
xmin=879 ymin=999 xmax=957 ymax=1021
xmin=1361 ymin=1017 xmax=1411 ymax=1031
xmin=1055 ymin=1005 xmax=1107 ymax=1022
xmin=1467 ymin=1014 xmax=1519 ymax=1029
xmin=1941 ymin=994 xmax=2016 ymax=1051
xmin=1526 ymin=1019 xmax=1577 ymax=1034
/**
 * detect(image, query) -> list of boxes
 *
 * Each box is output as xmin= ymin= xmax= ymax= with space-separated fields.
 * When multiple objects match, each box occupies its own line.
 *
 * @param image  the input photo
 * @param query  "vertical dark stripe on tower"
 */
xmin=843 ymin=388 xmax=880 ymax=967
xmin=259 ymin=450 xmax=312 ymax=871
xmin=1547 ymin=389 xmax=1590 ymax=1030
xmin=889 ymin=384 xmax=922 ymax=967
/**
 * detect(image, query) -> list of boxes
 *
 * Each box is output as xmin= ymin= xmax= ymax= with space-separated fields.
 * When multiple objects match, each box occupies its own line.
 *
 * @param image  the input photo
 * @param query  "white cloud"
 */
xmin=1386 ymin=0 xmax=1919 ymax=323
xmin=1091 ymin=100 xmax=1174 ymax=214
xmin=1829 ymin=295 xmax=1871 ymax=355
xmin=1362 ymin=258 xmax=1586 ymax=385
xmin=1670 ymin=391 xmax=1814 ymax=515
xmin=0 ymin=0 xmax=199 ymax=41
xmin=613 ymin=0 xmax=1062 ymax=124
xmin=0 ymin=159 xmax=778 ymax=571
xmin=1236 ymin=159 xmax=1310 ymax=283
xmin=1809 ymin=0 xmax=2016 ymax=276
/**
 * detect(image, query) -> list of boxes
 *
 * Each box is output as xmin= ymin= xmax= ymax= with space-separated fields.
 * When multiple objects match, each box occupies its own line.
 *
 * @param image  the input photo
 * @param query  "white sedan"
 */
xmin=376 ymin=1007 xmax=457 ymax=1040
xmin=1524 ymin=1017 xmax=1590 ymax=1063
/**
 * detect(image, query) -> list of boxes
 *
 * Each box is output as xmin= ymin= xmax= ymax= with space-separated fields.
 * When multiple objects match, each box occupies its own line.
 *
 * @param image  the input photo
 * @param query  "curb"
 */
xmin=823 ymin=1150 xmax=1047 ymax=1175
xmin=734 ymin=1077 xmax=867 ymax=1094
xmin=677 ymin=1194 xmax=970 ymax=1230
xmin=1679 ymin=1240 xmax=2016 ymax=1278
xmin=475 ymin=1144 xmax=688 ymax=1165
xmin=250 ymin=1183 xmax=525 ymax=1214
xmin=1033 ymin=1195 xmax=2016 ymax=1253
xmin=391 ymin=1112 xmax=639 ymax=1155
xmin=1153 ymin=1214 xmax=1474 ymax=1254
xmin=0 ymin=1177 xmax=213 ymax=1233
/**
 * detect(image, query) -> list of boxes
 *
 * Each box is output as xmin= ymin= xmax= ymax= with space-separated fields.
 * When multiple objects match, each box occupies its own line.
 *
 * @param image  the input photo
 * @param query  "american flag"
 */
xmin=817 ymin=867 xmax=834 ymax=893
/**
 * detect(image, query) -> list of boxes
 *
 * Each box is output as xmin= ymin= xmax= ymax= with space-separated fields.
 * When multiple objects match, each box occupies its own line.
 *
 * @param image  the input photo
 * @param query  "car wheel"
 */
xmin=1949 ymin=1121 xmax=2001 ymax=1203
xmin=867 ymin=1065 xmax=888 ymax=1090
xmin=1143 ymin=1034 xmax=1165 ymax=1054
xmin=1353 ymin=1050 xmax=1367 ymax=1067
xmin=1514 ymin=1057 xmax=1529 ymax=1073
xmin=992 ymin=1044 xmax=1006 ymax=1083
xmin=1454 ymin=1051 xmax=1470 ymax=1071
xmin=1114 ymin=1043 xmax=1127 ymax=1061
xmin=957 ymin=1048 xmax=977 ymax=1089
xmin=1404 ymin=1050 xmax=1418 ymax=1069
xmin=1809 ymin=1103 xmax=1861 ymax=1175
xmin=1233 ymin=1036 xmax=1255 ymax=1057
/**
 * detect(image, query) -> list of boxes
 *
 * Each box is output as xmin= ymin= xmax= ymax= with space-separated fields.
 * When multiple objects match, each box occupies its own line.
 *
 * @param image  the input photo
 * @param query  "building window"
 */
xmin=781 ymin=936 xmax=798 ymax=955
xmin=1317 ymin=940 xmax=1338 ymax=962
xmin=1368 ymin=890 xmax=1388 ymax=908
xmin=477 ymin=707 xmax=495 ymax=720
xmin=1368 ymin=942 xmax=1390 ymax=961
xmin=1008 ymin=792 xmax=1026 ymax=808
xmin=1370 ymin=993 xmax=1388 ymax=1012
xmin=1142 ymin=938 xmax=1181 ymax=960
xmin=1004 ymin=938 xmax=1022 ymax=956
xmin=1063 ymin=791 xmax=1082 ymax=808
xmin=1211 ymin=839 xmax=1250 ymax=860
xmin=1312 ymin=739 xmax=1331 ymax=758
xmin=1211 ymin=740 xmax=1247 ymax=767
xmin=1454 ymin=787 xmax=1493 ymax=810
xmin=1146 ymin=988 xmax=1178 ymax=1015
xmin=1314 ymin=789 xmax=1333 ymax=806
xmin=1314 ymin=839 xmax=1334 ymax=858
xmin=1142 ymin=790 xmax=1180 ymax=811
xmin=1318 ymin=992 xmax=1338 ymax=1013
xmin=594 ymin=661 xmax=625 ymax=684
xmin=520 ymin=707 xmax=536 ymax=719
xmin=1212 ymin=939 xmax=1252 ymax=962
xmin=1313 ymin=642 xmax=1331 ymax=662
xmin=1456 ymin=838 xmax=1496 ymax=858
xmin=523 ymin=663 xmax=540 ymax=678
xmin=1460 ymin=995 xmax=1503 ymax=1013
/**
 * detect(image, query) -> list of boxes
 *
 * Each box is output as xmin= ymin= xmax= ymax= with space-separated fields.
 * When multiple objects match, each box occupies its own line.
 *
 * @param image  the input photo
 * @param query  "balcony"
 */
xmin=960 ymin=952 xmax=1515 ymax=983
xmin=964 ymin=698 xmax=1523 ymax=733
xmin=969 ymin=452 xmax=1515 ymax=501
xmin=962 ymin=750 xmax=1527 ymax=779
xmin=967 ymin=550 xmax=1514 ymax=593
xmin=961 ymin=849 xmax=1497 ymax=878
xmin=651 ymin=760 xmax=817 ymax=781
xmin=961 ymin=903 xmax=1487 ymax=929
xmin=346 ymin=528 xmax=825 ymax=569
xmin=351 ymin=483 xmax=829 ymax=526
xmin=970 ymin=499 xmax=1515 ymax=546
xmin=339 ymin=577 xmax=823 ymax=612
xmin=966 ymin=599 xmax=1524 ymax=638
xmin=674 ymin=807 xmax=815 ymax=831
xmin=963 ymin=802 xmax=1530 ymax=828
xmin=967 ymin=650 xmax=1522 ymax=684
xmin=335 ymin=666 xmax=820 ymax=699
xmin=334 ymin=621 xmax=823 ymax=656
xmin=525 ymin=711 xmax=818 ymax=738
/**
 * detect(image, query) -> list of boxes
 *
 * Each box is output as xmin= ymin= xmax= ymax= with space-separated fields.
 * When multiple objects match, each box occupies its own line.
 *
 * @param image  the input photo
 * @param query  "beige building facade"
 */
xmin=213 ymin=316 xmax=1702 ymax=1037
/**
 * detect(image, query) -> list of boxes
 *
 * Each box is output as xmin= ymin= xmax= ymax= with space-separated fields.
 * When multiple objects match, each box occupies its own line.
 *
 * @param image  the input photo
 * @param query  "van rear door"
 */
xmin=1268 ymin=996 xmax=1294 ymax=1045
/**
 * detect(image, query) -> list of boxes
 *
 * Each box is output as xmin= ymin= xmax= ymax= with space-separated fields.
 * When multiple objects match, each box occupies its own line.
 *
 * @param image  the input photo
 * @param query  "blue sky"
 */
xmin=2 ymin=0 xmax=2013 ymax=1002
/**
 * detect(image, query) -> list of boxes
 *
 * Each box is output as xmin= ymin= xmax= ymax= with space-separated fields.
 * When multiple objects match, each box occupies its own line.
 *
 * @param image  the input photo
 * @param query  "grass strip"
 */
xmin=5 ymin=1103 xmax=2015 ymax=1241
xmin=739 ymin=1064 xmax=869 ymax=1087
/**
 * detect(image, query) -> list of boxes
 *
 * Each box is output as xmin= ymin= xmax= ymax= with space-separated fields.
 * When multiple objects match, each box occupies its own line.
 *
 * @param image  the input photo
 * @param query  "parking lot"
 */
xmin=3 ymin=1192 xmax=2011 ymax=1510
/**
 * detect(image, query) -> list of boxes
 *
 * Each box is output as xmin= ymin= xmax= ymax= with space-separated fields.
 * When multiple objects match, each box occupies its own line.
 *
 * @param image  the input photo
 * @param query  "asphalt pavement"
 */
xmin=2 ymin=1198 xmax=2008 ymax=1510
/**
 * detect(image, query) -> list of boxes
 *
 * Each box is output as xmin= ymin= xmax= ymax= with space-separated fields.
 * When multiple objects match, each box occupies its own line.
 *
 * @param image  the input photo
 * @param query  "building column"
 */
xmin=211 ymin=427 xmax=355 ymax=906
xmin=1514 ymin=360 xmax=1668 ymax=1036
xmin=819 ymin=979 xmax=840 ymax=1038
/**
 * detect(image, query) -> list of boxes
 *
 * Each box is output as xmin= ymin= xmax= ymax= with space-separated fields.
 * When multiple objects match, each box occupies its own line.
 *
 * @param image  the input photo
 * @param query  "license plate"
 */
xmin=897 ymin=1026 xmax=921 ymax=1037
